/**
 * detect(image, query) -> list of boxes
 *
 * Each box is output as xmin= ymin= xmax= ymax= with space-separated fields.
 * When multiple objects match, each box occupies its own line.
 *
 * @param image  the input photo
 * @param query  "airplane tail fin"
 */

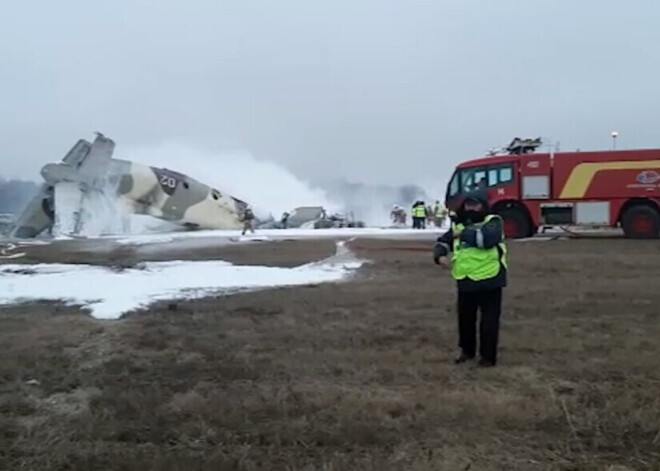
xmin=10 ymin=133 xmax=118 ymax=238
xmin=62 ymin=139 xmax=92 ymax=168
xmin=51 ymin=134 xmax=118 ymax=237
xmin=77 ymin=133 xmax=114 ymax=185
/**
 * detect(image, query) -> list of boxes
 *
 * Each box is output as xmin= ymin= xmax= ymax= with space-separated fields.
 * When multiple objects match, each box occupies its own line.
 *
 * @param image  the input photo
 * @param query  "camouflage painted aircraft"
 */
xmin=9 ymin=133 xmax=249 ymax=238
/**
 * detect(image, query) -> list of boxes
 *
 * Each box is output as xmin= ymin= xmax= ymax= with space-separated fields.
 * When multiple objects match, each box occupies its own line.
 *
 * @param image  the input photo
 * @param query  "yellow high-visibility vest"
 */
xmin=451 ymin=214 xmax=507 ymax=281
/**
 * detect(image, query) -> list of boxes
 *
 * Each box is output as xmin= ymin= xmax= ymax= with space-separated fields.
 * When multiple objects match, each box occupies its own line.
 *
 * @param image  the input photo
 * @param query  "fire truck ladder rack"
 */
xmin=506 ymin=137 xmax=542 ymax=155
xmin=486 ymin=137 xmax=543 ymax=156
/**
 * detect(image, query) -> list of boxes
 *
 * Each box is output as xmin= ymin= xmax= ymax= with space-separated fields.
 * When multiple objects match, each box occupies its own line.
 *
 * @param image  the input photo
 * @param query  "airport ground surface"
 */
xmin=1 ymin=235 xmax=660 ymax=470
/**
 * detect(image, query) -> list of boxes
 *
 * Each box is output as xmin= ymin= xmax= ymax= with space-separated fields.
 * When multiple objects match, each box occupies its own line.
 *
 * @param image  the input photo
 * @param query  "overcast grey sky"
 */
xmin=1 ymin=0 xmax=659 ymax=188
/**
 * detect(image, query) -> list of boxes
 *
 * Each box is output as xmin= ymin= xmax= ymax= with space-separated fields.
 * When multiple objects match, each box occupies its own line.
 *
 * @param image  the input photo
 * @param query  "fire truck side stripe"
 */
xmin=559 ymin=160 xmax=660 ymax=198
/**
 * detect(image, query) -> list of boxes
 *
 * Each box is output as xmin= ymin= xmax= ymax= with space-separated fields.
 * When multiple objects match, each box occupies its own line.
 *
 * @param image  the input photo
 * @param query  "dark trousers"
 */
xmin=457 ymin=288 xmax=502 ymax=363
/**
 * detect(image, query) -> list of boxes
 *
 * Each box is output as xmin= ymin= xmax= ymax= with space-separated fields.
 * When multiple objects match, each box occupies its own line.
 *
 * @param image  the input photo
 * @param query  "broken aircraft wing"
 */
xmin=8 ymin=184 xmax=53 ymax=238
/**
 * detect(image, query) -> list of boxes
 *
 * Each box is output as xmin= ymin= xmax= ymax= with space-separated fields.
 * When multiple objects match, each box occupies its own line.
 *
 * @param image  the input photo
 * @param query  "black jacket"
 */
xmin=433 ymin=213 xmax=507 ymax=292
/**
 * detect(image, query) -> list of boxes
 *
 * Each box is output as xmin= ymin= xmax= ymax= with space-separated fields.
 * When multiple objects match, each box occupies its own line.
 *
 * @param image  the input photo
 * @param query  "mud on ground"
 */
xmin=0 ymin=238 xmax=339 ymax=267
xmin=1 ymin=238 xmax=660 ymax=470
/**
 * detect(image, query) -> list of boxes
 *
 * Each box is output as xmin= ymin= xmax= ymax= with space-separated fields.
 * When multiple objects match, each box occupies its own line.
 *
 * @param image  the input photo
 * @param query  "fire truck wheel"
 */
xmin=498 ymin=208 xmax=531 ymax=239
xmin=622 ymin=205 xmax=660 ymax=239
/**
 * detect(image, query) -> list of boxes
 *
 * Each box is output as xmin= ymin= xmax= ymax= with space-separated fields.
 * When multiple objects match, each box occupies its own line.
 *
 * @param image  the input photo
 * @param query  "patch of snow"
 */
xmin=233 ymin=235 xmax=271 ymax=242
xmin=514 ymin=237 xmax=555 ymax=242
xmin=104 ymin=226 xmax=447 ymax=246
xmin=0 ymin=245 xmax=364 ymax=320
xmin=16 ymin=240 xmax=51 ymax=246
xmin=115 ymin=236 xmax=175 ymax=246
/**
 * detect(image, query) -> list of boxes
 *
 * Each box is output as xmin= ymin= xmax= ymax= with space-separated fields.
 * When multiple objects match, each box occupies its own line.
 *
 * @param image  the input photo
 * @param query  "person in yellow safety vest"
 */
xmin=432 ymin=190 xmax=507 ymax=367
xmin=433 ymin=200 xmax=447 ymax=227
xmin=418 ymin=202 xmax=428 ymax=229
xmin=411 ymin=201 xmax=426 ymax=229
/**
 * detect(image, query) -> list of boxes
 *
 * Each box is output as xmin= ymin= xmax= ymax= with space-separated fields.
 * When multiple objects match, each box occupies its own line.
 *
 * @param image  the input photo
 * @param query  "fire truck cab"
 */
xmin=445 ymin=137 xmax=660 ymax=239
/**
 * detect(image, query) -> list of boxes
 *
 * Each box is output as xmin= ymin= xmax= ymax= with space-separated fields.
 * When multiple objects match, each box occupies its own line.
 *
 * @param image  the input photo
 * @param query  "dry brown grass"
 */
xmin=1 ymin=238 xmax=660 ymax=470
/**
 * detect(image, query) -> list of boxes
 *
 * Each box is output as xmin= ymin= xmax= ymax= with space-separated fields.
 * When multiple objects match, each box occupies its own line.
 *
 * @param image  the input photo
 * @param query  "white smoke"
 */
xmin=315 ymin=179 xmax=441 ymax=228
xmin=118 ymin=140 xmax=341 ymax=222
xmin=335 ymin=190 xmax=404 ymax=227
xmin=50 ymin=178 xmax=140 ymax=238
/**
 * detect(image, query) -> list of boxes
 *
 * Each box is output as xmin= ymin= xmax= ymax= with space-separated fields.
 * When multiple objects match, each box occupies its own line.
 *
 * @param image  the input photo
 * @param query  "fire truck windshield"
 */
xmin=447 ymin=171 xmax=460 ymax=198
xmin=446 ymin=164 xmax=514 ymax=202
xmin=460 ymin=168 xmax=487 ymax=192
xmin=446 ymin=168 xmax=487 ymax=198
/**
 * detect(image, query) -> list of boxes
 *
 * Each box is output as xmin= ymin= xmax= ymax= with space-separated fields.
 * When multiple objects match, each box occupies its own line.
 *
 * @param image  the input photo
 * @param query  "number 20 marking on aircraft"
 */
xmin=160 ymin=175 xmax=177 ymax=188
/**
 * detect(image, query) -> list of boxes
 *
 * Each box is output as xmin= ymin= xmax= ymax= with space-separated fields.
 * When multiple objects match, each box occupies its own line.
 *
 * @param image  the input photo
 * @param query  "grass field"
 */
xmin=1 ymin=238 xmax=659 ymax=470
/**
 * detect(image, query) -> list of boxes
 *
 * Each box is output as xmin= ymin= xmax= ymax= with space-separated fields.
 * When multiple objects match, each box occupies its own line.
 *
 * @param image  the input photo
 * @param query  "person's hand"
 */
xmin=437 ymin=256 xmax=450 ymax=268
xmin=452 ymin=228 xmax=462 ymax=238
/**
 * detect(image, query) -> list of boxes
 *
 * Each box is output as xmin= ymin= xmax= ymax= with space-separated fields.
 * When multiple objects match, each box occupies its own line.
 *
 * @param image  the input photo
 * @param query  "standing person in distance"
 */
xmin=433 ymin=190 xmax=508 ymax=367
xmin=433 ymin=199 xmax=447 ymax=228
xmin=411 ymin=201 xmax=421 ymax=229
xmin=241 ymin=205 xmax=256 ymax=236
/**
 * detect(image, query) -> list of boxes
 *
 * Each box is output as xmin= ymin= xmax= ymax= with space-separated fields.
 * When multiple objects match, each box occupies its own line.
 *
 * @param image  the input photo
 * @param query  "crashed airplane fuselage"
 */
xmin=10 ymin=133 xmax=248 ymax=238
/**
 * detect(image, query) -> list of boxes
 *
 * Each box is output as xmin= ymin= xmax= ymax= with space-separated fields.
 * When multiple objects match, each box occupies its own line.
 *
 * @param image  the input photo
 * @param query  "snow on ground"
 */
xmin=112 ymin=226 xmax=448 ymax=245
xmin=0 ymin=243 xmax=364 ymax=320
xmin=114 ymin=235 xmax=176 ymax=246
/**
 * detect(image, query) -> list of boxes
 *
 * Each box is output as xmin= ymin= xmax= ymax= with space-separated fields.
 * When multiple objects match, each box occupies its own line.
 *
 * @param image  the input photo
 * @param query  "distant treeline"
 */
xmin=0 ymin=179 xmax=39 ymax=214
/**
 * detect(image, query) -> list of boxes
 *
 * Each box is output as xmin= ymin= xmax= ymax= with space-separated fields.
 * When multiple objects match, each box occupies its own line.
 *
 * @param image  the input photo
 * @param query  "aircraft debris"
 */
xmin=258 ymin=206 xmax=365 ymax=230
xmin=9 ymin=133 xmax=250 ymax=238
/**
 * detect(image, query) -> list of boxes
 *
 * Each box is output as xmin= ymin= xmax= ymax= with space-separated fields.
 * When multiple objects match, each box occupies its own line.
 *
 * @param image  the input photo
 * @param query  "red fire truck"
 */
xmin=444 ymin=138 xmax=660 ymax=239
